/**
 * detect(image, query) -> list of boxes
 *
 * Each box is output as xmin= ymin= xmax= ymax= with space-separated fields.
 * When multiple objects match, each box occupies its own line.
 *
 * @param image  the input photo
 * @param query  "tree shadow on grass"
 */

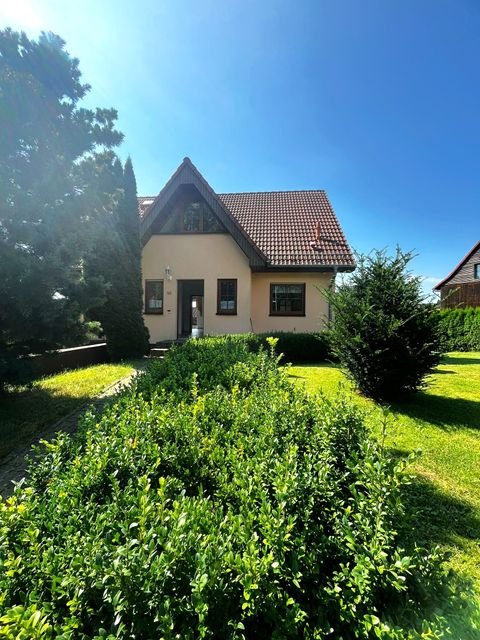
xmin=0 ymin=386 xmax=94 ymax=461
xmin=392 ymin=460 xmax=480 ymax=637
xmin=442 ymin=355 xmax=480 ymax=366
xmin=391 ymin=393 xmax=480 ymax=429
xmin=397 ymin=470 xmax=480 ymax=550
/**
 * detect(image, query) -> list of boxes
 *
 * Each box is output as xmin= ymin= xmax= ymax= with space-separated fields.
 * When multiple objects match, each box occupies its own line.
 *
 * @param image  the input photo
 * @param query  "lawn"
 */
xmin=0 ymin=362 xmax=136 ymax=460
xmin=289 ymin=352 xmax=480 ymax=635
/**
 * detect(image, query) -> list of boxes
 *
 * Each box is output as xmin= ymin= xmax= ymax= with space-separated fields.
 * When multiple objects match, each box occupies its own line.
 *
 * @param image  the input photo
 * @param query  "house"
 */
xmin=434 ymin=240 xmax=480 ymax=308
xmin=139 ymin=158 xmax=355 ymax=343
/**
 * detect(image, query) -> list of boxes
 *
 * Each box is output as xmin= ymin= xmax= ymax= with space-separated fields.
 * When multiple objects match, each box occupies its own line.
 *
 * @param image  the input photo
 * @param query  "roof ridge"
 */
xmin=139 ymin=189 xmax=328 ymax=199
xmin=218 ymin=189 xmax=327 ymax=196
xmin=434 ymin=239 xmax=480 ymax=290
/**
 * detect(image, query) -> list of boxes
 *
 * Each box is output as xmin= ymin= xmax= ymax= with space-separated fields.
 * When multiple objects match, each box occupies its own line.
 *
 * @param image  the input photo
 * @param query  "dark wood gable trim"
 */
xmin=140 ymin=158 xmax=267 ymax=269
xmin=434 ymin=240 xmax=480 ymax=290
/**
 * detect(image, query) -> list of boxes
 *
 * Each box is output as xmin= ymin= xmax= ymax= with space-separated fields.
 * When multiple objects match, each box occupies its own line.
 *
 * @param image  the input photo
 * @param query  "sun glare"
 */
xmin=0 ymin=0 xmax=45 ymax=33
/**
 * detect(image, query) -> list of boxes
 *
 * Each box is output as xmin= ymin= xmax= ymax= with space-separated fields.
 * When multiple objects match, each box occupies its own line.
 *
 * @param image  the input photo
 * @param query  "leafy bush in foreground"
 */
xmin=439 ymin=307 xmax=480 ymax=351
xmin=327 ymin=249 xmax=443 ymax=401
xmin=0 ymin=339 xmax=449 ymax=638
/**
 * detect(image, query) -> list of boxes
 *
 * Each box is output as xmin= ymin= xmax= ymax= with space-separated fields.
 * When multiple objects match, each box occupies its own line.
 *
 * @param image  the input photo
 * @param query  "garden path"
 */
xmin=0 ymin=365 xmax=146 ymax=498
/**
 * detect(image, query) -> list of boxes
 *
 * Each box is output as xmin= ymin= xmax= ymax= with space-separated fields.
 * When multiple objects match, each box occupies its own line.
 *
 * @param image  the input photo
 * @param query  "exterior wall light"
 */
xmin=165 ymin=266 xmax=173 ymax=281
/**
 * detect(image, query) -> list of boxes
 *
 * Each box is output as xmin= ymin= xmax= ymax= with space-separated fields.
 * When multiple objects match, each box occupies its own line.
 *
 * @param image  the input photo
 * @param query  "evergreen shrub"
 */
xmin=0 ymin=338 xmax=450 ymax=638
xmin=327 ymin=250 xmax=443 ymax=401
xmin=439 ymin=307 xmax=480 ymax=351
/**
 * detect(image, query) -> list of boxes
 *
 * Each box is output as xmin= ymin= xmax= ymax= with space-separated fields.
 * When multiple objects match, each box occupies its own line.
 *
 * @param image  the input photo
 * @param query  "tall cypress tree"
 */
xmin=89 ymin=157 xmax=150 ymax=360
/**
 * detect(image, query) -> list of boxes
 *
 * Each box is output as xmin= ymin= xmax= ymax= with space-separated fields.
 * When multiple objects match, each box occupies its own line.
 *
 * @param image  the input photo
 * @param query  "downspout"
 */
xmin=327 ymin=267 xmax=338 ymax=327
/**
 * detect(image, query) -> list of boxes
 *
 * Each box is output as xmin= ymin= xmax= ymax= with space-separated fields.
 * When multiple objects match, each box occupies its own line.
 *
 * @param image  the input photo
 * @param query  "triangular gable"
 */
xmin=140 ymin=158 xmax=267 ymax=268
xmin=434 ymin=240 xmax=480 ymax=290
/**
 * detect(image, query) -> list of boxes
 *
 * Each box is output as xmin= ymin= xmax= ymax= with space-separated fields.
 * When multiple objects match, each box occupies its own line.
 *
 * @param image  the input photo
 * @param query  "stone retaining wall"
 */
xmin=32 ymin=343 xmax=108 ymax=376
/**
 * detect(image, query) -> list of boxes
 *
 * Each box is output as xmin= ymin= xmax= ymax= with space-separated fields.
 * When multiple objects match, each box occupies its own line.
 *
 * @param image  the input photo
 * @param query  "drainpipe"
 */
xmin=328 ymin=267 xmax=338 ymax=327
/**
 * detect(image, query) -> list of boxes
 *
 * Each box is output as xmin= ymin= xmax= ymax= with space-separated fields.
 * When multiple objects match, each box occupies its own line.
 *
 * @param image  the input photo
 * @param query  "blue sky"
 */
xmin=1 ymin=0 xmax=479 ymax=293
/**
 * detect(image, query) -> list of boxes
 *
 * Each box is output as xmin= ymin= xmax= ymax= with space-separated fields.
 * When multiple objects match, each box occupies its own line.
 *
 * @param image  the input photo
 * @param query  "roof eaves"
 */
xmin=259 ymin=263 xmax=356 ymax=272
xmin=433 ymin=240 xmax=480 ymax=290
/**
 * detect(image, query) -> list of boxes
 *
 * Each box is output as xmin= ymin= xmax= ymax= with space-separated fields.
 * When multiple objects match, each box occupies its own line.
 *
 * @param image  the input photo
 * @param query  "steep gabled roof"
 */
xmin=140 ymin=157 xmax=267 ymax=268
xmin=139 ymin=158 xmax=355 ymax=271
xmin=434 ymin=240 xmax=480 ymax=290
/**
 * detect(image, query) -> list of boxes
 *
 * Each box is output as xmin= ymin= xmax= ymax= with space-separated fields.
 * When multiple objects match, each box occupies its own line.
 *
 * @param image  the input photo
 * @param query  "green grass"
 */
xmin=0 ymin=362 xmax=136 ymax=460
xmin=288 ymin=353 xmax=480 ymax=636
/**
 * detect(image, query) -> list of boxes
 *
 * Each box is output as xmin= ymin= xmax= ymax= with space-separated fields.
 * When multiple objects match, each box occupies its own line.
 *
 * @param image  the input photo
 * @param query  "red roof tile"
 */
xmin=219 ymin=190 xmax=354 ymax=267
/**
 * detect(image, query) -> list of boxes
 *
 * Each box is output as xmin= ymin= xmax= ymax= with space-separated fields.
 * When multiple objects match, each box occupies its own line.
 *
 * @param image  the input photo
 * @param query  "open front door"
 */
xmin=177 ymin=280 xmax=205 ymax=338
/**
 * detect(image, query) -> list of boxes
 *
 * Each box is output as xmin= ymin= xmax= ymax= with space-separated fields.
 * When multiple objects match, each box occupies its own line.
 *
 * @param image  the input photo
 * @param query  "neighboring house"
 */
xmin=434 ymin=240 xmax=480 ymax=308
xmin=139 ymin=157 xmax=355 ymax=343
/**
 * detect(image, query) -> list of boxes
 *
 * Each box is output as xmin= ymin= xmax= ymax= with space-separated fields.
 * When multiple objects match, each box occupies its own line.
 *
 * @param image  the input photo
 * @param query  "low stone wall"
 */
xmin=32 ymin=343 xmax=109 ymax=377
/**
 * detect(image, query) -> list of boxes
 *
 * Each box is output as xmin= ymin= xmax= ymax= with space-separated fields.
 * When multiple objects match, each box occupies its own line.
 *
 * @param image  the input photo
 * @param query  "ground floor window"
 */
xmin=270 ymin=283 xmax=305 ymax=316
xmin=217 ymin=279 xmax=237 ymax=314
xmin=145 ymin=280 xmax=164 ymax=314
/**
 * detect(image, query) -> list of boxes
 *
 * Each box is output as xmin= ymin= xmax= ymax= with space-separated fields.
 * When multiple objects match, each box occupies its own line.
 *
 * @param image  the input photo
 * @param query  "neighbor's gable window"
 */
xmin=145 ymin=280 xmax=164 ymax=314
xmin=217 ymin=279 xmax=237 ymax=314
xmin=270 ymin=283 xmax=306 ymax=316
xmin=475 ymin=263 xmax=480 ymax=279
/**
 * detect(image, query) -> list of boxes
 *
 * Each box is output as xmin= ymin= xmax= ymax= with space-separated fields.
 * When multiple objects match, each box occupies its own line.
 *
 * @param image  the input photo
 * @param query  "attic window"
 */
xmin=160 ymin=197 xmax=225 ymax=233
xmin=184 ymin=203 xmax=201 ymax=232
xmin=475 ymin=264 xmax=480 ymax=279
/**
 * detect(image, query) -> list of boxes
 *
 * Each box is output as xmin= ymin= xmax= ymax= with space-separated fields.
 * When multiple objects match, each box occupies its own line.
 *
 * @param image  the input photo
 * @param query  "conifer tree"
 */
xmin=327 ymin=249 xmax=442 ymax=401
xmin=88 ymin=157 xmax=149 ymax=359
xmin=0 ymin=29 xmax=123 ymax=389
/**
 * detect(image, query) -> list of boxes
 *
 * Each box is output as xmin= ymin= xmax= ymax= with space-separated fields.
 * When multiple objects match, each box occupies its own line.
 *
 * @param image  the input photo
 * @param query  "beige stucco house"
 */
xmin=139 ymin=158 xmax=355 ymax=343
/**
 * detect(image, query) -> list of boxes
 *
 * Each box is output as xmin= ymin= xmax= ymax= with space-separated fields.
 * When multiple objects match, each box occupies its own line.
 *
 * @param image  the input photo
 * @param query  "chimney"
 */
xmin=310 ymin=222 xmax=322 ymax=249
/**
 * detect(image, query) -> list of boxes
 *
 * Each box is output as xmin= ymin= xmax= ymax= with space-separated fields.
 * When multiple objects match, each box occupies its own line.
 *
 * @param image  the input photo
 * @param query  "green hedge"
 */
xmin=439 ymin=307 xmax=480 ymax=351
xmin=255 ymin=331 xmax=333 ymax=363
xmin=188 ymin=331 xmax=332 ymax=364
xmin=0 ymin=337 xmax=449 ymax=638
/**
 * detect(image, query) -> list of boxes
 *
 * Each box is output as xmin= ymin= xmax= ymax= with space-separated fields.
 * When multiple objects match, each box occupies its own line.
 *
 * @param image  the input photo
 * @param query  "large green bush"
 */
xmin=327 ymin=250 xmax=443 ymax=401
xmin=0 ymin=338 xmax=449 ymax=638
xmin=439 ymin=307 xmax=480 ymax=351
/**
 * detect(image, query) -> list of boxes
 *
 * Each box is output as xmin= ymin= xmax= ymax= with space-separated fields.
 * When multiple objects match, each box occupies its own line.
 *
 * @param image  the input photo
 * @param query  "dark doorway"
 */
xmin=177 ymin=280 xmax=204 ymax=338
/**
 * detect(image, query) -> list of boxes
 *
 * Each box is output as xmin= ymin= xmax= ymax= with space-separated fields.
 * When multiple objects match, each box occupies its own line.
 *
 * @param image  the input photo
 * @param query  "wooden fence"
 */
xmin=440 ymin=282 xmax=480 ymax=309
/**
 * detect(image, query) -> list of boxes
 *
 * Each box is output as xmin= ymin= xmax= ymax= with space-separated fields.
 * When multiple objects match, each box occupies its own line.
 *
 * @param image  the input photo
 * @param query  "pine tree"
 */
xmin=0 ymin=29 xmax=123 ymax=389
